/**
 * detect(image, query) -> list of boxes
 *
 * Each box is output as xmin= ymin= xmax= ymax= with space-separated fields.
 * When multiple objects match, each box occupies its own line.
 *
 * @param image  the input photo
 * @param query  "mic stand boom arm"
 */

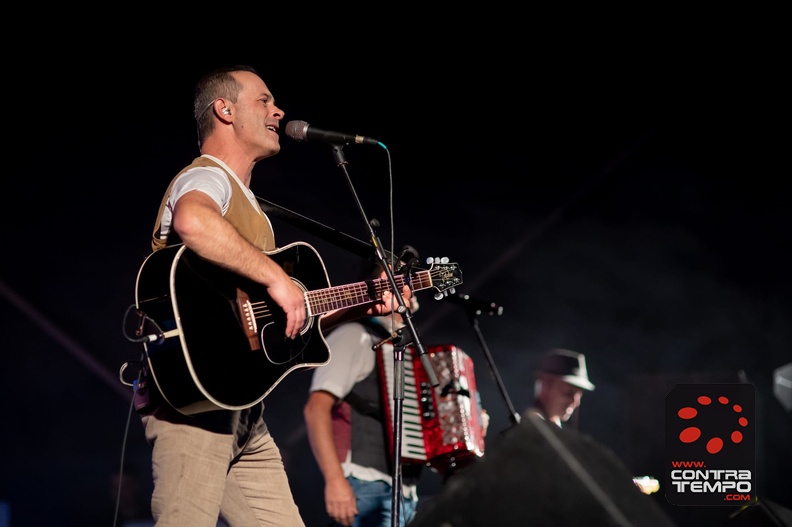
xmin=467 ymin=310 xmax=522 ymax=428
xmin=327 ymin=143 xmax=438 ymax=527
xmin=447 ymin=295 xmax=521 ymax=428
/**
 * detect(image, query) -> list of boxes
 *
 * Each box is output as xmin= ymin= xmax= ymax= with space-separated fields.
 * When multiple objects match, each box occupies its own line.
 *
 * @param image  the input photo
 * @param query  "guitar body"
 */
xmin=135 ymin=241 xmax=331 ymax=415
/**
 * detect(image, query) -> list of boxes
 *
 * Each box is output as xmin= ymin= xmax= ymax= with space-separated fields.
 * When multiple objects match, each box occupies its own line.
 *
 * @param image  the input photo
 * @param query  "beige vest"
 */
xmin=150 ymin=156 xmax=275 ymax=252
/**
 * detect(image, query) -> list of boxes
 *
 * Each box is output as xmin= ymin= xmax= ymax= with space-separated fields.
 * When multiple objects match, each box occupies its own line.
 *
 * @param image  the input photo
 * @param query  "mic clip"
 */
xmin=371 ymin=326 xmax=415 ymax=351
xmin=372 ymin=330 xmax=401 ymax=351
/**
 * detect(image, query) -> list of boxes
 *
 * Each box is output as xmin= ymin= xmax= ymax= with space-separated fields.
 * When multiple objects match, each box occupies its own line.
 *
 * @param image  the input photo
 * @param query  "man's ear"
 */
xmin=211 ymin=98 xmax=233 ymax=121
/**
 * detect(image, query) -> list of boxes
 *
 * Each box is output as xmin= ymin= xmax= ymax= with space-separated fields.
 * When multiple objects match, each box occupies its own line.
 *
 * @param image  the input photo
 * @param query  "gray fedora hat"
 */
xmin=536 ymin=348 xmax=595 ymax=391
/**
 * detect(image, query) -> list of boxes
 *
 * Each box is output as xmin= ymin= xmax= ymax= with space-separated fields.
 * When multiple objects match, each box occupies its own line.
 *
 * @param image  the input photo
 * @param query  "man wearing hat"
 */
xmin=525 ymin=348 xmax=595 ymax=428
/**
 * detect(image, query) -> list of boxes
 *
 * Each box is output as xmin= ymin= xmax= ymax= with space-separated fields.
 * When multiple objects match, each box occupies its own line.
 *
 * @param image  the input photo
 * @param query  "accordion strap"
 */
xmin=344 ymin=391 xmax=383 ymax=422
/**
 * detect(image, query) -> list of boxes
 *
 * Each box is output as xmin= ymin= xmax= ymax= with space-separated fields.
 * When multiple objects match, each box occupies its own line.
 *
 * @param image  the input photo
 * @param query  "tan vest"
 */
xmin=150 ymin=156 xmax=275 ymax=252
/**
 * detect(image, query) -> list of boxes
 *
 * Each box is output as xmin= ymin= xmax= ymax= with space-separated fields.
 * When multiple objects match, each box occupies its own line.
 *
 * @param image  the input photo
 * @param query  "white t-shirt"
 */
xmin=158 ymin=154 xmax=268 ymax=240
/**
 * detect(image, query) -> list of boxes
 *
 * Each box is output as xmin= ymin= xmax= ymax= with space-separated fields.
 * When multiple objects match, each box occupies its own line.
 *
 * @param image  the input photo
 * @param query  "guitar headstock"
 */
xmin=424 ymin=257 xmax=463 ymax=299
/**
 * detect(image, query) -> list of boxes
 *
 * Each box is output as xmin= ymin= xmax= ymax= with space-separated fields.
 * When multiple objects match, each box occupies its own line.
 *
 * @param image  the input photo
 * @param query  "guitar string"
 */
xmin=247 ymin=267 xmax=454 ymax=318
xmin=306 ymin=274 xmax=410 ymax=313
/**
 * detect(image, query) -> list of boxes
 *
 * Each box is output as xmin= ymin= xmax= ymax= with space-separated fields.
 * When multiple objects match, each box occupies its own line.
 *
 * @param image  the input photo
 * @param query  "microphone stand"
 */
xmin=373 ymin=325 xmax=415 ymax=527
xmin=326 ymin=143 xmax=439 ymax=527
xmin=459 ymin=303 xmax=522 ymax=429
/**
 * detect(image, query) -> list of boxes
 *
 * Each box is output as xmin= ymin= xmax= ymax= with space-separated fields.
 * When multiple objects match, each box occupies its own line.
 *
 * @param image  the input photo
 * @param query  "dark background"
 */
xmin=1 ymin=17 xmax=790 ymax=527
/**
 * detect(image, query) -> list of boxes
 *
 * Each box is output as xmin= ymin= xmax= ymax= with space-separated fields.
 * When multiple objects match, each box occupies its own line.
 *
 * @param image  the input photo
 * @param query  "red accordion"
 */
xmin=377 ymin=343 xmax=486 ymax=476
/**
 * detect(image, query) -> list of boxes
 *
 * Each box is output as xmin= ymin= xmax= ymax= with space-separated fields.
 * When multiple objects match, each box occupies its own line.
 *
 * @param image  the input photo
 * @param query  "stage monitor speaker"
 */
xmin=410 ymin=414 xmax=676 ymax=527
xmin=727 ymin=498 xmax=792 ymax=526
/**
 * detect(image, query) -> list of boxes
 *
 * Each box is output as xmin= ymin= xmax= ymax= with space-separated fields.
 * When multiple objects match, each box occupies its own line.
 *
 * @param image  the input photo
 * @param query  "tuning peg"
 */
xmin=434 ymin=287 xmax=457 ymax=301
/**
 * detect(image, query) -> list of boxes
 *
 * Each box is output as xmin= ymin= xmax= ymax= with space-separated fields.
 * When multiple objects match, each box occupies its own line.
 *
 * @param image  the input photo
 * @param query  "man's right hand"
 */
xmin=173 ymin=191 xmax=307 ymax=340
xmin=266 ymin=271 xmax=307 ymax=340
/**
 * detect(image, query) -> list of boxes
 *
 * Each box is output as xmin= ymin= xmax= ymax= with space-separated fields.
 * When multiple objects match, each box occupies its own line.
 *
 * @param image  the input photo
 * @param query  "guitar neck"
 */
xmin=306 ymin=271 xmax=431 ymax=315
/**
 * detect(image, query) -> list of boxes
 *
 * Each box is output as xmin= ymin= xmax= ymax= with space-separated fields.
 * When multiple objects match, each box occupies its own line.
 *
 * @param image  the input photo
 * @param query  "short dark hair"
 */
xmin=194 ymin=65 xmax=260 ymax=144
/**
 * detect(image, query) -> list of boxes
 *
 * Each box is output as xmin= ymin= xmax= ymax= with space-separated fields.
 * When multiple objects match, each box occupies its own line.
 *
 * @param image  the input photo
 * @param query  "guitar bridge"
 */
xmin=237 ymin=288 xmax=261 ymax=351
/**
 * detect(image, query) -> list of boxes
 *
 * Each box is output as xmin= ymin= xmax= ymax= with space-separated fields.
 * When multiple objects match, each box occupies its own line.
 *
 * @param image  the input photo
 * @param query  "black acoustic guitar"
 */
xmin=135 ymin=241 xmax=462 ymax=415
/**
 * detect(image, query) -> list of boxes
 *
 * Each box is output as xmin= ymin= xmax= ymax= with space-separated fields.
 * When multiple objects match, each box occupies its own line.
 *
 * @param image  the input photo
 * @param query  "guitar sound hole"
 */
xmin=261 ymin=316 xmax=314 ymax=365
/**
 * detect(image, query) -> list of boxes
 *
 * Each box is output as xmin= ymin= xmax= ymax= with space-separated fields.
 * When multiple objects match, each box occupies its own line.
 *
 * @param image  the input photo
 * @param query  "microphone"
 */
xmin=445 ymin=293 xmax=504 ymax=316
xmin=285 ymin=120 xmax=380 ymax=146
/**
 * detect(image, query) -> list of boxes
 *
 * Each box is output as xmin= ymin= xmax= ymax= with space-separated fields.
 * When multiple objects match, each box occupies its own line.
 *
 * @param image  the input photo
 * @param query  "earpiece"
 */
xmin=222 ymin=108 xmax=231 ymax=115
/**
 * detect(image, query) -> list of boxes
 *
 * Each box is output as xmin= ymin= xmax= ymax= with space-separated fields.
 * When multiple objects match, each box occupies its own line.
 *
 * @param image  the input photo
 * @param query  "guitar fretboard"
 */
xmin=305 ymin=271 xmax=432 ymax=315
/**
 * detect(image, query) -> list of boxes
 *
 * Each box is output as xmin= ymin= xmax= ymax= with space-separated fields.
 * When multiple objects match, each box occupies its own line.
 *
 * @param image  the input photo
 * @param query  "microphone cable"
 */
xmin=112 ymin=350 xmax=145 ymax=527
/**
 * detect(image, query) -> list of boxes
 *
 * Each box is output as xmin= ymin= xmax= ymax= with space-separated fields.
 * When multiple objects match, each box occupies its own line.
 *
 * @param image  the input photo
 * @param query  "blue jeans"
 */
xmin=339 ymin=477 xmax=417 ymax=527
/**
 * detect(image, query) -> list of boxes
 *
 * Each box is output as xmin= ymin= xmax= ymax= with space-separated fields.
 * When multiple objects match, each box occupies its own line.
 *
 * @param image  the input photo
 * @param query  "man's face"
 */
xmin=541 ymin=377 xmax=584 ymax=422
xmin=232 ymin=71 xmax=284 ymax=159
